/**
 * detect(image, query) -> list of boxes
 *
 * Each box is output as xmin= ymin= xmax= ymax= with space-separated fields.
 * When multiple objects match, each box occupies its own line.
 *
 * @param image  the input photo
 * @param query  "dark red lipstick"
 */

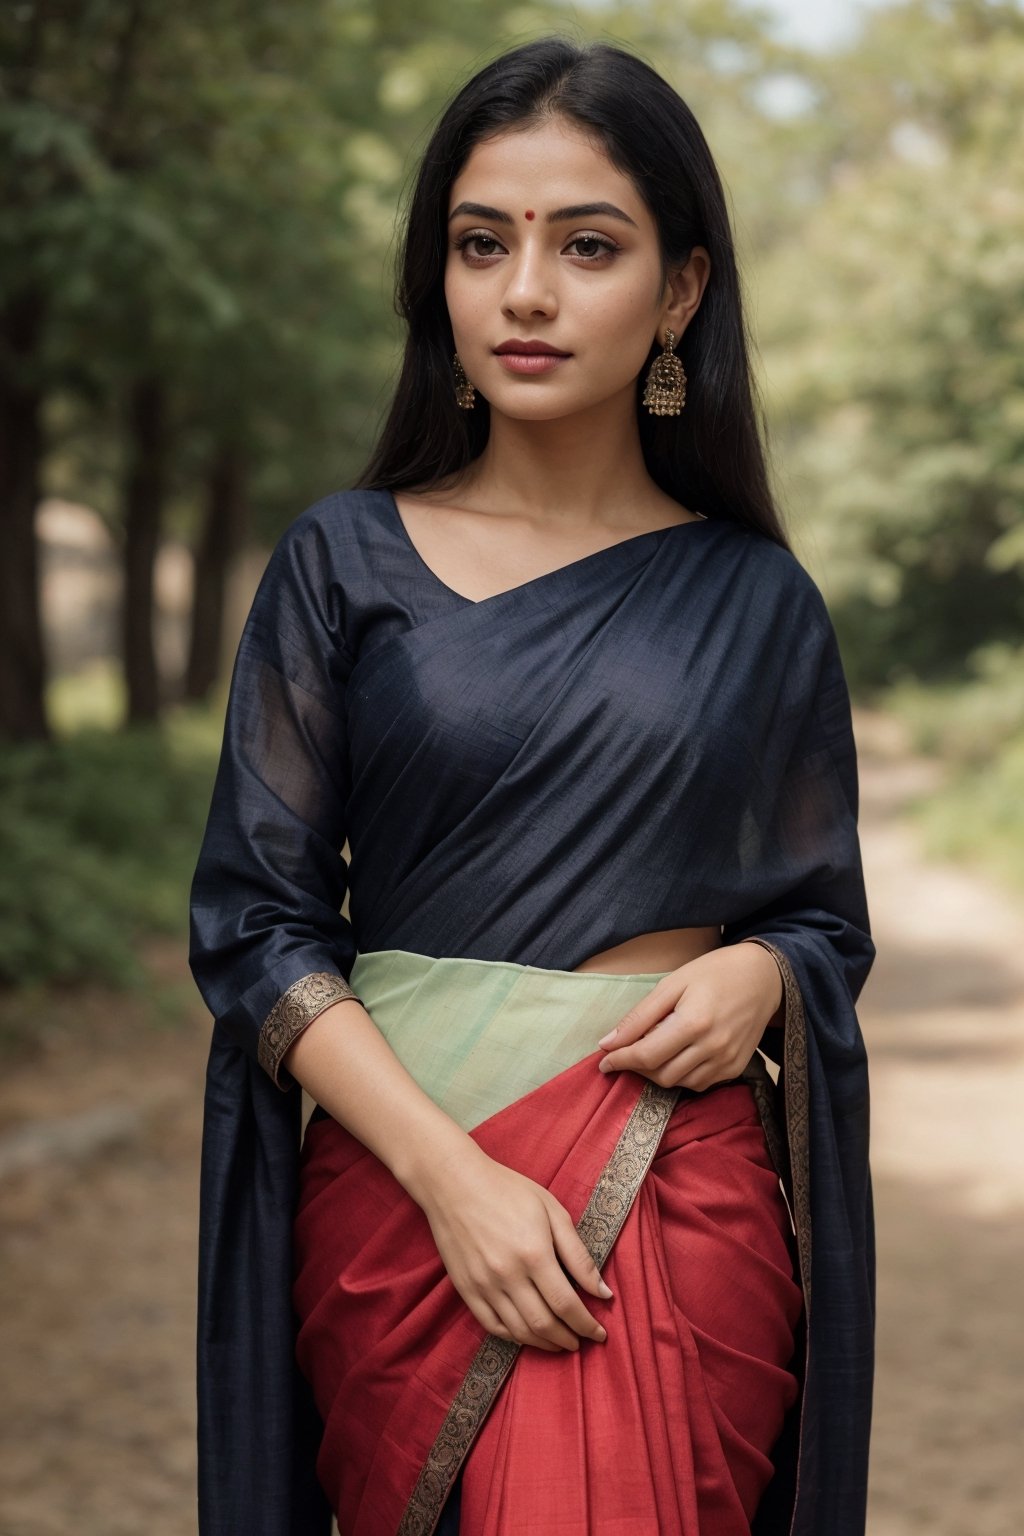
xmin=493 ymin=338 xmax=572 ymax=375
xmin=494 ymin=339 xmax=572 ymax=355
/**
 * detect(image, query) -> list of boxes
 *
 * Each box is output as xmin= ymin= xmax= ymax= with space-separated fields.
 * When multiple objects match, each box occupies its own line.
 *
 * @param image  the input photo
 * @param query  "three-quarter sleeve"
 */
xmin=188 ymin=514 xmax=361 ymax=1090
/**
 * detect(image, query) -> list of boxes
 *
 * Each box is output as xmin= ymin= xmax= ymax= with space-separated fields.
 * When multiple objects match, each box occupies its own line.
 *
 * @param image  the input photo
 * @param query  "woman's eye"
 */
xmin=454 ymin=232 xmax=504 ymax=259
xmin=567 ymin=235 xmax=618 ymax=261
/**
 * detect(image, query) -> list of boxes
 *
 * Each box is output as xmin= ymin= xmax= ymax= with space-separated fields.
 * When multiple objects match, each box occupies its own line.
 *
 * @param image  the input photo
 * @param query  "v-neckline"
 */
xmin=380 ymin=488 xmax=714 ymax=608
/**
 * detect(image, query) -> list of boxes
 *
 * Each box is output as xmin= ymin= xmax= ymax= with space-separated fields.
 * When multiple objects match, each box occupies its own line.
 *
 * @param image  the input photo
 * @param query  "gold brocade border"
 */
xmin=743 ymin=939 xmax=814 ymax=1536
xmin=256 ymin=971 xmax=360 ymax=1089
xmin=741 ymin=1054 xmax=793 ymax=1206
xmin=396 ymin=1079 xmax=681 ymax=1536
xmin=576 ymin=1080 xmax=682 ymax=1266
xmin=744 ymin=938 xmax=812 ymax=1314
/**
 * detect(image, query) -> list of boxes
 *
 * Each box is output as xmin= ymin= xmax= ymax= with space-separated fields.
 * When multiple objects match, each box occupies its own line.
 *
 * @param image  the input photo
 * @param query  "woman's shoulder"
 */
xmin=241 ymin=490 xmax=396 ymax=656
xmin=271 ymin=486 xmax=392 ymax=558
xmin=717 ymin=519 xmax=836 ymax=635
xmin=255 ymin=487 xmax=398 ymax=608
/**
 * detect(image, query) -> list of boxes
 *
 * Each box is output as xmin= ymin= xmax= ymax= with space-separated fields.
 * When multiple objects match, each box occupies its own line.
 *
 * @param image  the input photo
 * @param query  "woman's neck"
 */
xmin=450 ymin=399 xmax=676 ymax=531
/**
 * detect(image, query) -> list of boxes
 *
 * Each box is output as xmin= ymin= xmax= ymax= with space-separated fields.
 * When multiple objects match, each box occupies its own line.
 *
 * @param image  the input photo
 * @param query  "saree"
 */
xmin=292 ymin=950 xmax=805 ymax=1534
xmin=188 ymin=487 xmax=876 ymax=1536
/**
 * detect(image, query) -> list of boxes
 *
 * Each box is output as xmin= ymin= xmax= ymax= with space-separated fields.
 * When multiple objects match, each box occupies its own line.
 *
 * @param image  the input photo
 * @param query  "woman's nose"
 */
xmin=500 ymin=248 xmax=557 ymax=318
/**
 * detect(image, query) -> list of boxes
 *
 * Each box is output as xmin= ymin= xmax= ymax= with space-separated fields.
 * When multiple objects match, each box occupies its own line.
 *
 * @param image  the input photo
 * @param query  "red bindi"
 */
xmin=524 ymin=209 xmax=535 ymax=220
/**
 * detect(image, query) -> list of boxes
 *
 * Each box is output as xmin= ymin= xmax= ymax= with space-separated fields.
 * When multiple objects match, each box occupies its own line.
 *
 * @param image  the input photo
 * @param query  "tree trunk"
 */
xmin=184 ymin=444 xmax=248 ymax=703
xmin=121 ymin=376 xmax=165 ymax=724
xmin=0 ymin=290 xmax=50 ymax=743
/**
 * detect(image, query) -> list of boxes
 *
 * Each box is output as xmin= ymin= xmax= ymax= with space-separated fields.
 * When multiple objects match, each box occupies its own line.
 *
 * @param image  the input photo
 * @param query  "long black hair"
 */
xmin=354 ymin=34 xmax=790 ymax=549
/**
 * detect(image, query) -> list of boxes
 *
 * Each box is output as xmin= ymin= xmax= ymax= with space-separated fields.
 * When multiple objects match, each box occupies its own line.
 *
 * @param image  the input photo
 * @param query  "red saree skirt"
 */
xmin=292 ymin=952 xmax=804 ymax=1535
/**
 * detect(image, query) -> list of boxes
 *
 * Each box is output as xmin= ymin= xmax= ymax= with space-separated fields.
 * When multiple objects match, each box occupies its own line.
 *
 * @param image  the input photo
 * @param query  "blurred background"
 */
xmin=1 ymin=1 xmax=1022 ymax=1532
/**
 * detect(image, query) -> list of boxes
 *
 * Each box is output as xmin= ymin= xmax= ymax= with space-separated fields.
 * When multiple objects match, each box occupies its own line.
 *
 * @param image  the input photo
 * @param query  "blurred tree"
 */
xmin=1 ymin=1 xmax=271 ymax=727
xmin=185 ymin=446 xmax=246 ymax=702
xmin=754 ymin=0 xmax=1024 ymax=686
xmin=0 ymin=285 xmax=47 ymax=742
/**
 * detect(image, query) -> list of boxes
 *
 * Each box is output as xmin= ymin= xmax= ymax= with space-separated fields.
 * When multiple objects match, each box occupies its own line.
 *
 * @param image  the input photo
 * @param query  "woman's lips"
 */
xmin=494 ymin=351 xmax=571 ymax=374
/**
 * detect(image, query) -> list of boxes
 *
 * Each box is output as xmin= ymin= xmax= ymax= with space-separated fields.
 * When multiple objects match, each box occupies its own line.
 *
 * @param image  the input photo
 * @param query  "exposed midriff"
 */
xmin=571 ymin=925 xmax=723 ymax=975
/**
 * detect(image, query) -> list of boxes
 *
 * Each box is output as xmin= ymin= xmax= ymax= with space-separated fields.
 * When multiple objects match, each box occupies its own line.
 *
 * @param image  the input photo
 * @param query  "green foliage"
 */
xmin=884 ymin=641 xmax=1024 ymax=762
xmin=0 ymin=710 xmax=221 ymax=989
xmin=755 ymin=0 xmax=1024 ymax=685
xmin=884 ymin=642 xmax=1024 ymax=890
xmin=918 ymin=735 xmax=1024 ymax=891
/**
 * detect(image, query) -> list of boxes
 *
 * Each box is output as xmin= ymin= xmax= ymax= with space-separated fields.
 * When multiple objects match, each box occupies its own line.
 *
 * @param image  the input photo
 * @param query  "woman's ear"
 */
xmin=661 ymin=245 xmax=711 ymax=340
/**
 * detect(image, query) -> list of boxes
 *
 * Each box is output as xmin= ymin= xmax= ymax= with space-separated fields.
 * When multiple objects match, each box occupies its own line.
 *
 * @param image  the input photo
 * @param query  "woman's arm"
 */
xmin=283 ymin=1002 xmax=612 ymax=1352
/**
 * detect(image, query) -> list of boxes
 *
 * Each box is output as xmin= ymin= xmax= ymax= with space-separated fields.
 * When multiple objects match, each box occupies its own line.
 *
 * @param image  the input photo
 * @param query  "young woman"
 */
xmin=189 ymin=34 xmax=876 ymax=1536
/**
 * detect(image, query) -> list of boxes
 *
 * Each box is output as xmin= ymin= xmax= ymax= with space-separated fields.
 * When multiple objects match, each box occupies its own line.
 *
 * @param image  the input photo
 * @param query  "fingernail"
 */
xmin=595 ymin=1326 xmax=608 ymax=1342
xmin=598 ymin=1060 xmax=612 ymax=1074
xmin=598 ymin=1280 xmax=613 ymax=1299
xmin=597 ymin=1029 xmax=618 ymax=1047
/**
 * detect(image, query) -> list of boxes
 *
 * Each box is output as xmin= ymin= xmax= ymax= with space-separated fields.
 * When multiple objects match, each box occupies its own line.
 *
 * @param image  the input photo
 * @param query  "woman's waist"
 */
xmin=571 ymin=924 xmax=723 ymax=976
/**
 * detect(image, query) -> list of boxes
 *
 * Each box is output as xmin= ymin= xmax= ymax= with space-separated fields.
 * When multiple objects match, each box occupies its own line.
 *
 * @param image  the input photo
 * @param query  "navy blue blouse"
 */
xmin=189 ymin=488 xmax=876 ymax=1536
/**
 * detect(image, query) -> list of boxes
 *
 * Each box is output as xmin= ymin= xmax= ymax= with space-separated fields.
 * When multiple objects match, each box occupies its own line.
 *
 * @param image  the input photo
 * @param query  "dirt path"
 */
xmin=854 ymin=713 xmax=1024 ymax=1536
xmin=0 ymin=709 xmax=1021 ymax=1535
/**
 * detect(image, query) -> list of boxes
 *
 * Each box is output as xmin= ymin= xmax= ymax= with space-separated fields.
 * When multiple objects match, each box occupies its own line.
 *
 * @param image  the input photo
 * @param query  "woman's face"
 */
xmin=444 ymin=115 xmax=708 ymax=424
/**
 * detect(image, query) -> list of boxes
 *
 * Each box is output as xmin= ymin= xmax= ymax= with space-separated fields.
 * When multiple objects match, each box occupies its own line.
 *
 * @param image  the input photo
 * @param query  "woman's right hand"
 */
xmin=282 ymin=1004 xmax=611 ymax=1352
xmin=415 ymin=1141 xmax=612 ymax=1353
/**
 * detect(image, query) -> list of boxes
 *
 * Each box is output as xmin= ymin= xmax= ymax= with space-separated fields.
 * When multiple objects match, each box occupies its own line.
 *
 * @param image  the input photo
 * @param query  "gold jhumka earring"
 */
xmin=453 ymin=353 xmax=476 ymax=409
xmin=642 ymin=328 xmax=687 ymax=415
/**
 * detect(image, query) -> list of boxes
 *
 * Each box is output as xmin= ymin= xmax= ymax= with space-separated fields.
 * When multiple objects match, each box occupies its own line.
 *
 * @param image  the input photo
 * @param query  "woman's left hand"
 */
xmin=596 ymin=941 xmax=784 ymax=1092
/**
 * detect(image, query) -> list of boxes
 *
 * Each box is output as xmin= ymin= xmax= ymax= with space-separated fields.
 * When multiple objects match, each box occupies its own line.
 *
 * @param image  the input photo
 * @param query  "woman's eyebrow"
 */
xmin=448 ymin=200 xmax=638 ymax=228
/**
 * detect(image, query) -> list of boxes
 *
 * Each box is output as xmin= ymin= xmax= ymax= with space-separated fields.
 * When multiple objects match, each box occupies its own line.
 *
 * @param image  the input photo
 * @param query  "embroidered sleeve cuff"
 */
xmin=257 ymin=971 xmax=362 ymax=1090
xmin=741 ymin=937 xmax=787 ymax=1031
